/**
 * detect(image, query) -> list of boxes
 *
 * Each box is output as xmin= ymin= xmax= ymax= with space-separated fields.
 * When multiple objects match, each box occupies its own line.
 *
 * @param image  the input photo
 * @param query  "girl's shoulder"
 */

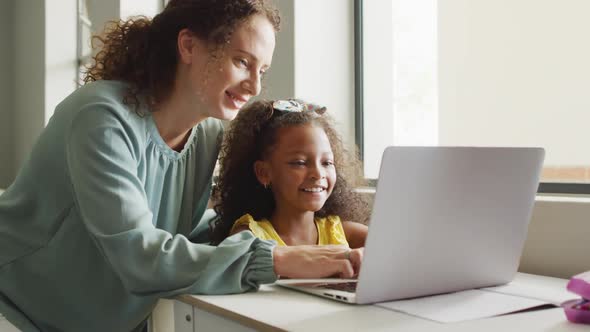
xmin=316 ymin=215 xmax=343 ymax=225
xmin=233 ymin=213 xmax=257 ymax=227
xmin=231 ymin=214 xmax=285 ymax=245
xmin=232 ymin=213 xmax=273 ymax=228
xmin=315 ymin=215 xmax=348 ymax=246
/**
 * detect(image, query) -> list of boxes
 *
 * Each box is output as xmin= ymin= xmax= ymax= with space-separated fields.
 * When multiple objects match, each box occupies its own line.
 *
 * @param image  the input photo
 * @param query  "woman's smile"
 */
xmin=225 ymin=90 xmax=249 ymax=110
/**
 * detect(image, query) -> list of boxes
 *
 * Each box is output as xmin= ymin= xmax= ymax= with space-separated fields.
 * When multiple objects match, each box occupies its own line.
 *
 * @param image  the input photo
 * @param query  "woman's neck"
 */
xmin=152 ymin=81 xmax=207 ymax=151
xmin=270 ymin=209 xmax=318 ymax=246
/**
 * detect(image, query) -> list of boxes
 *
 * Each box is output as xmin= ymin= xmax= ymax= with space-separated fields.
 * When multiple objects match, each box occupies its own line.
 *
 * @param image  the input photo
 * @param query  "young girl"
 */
xmin=212 ymin=99 xmax=370 ymax=248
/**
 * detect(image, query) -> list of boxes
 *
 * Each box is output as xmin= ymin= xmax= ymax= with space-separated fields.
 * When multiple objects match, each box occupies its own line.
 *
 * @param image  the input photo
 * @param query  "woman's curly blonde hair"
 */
xmin=83 ymin=0 xmax=280 ymax=113
xmin=210 ymin=100 xmax=370 ymax=244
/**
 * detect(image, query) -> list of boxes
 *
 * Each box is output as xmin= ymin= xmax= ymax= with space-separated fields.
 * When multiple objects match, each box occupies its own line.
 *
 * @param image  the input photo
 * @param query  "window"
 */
xmin=356 ymin=0 xmax=590 ymax=194
xmin=77 ymin=0 xmax=93 ymax=86
xmin=76 ymin=0 xmax=166 ymax=86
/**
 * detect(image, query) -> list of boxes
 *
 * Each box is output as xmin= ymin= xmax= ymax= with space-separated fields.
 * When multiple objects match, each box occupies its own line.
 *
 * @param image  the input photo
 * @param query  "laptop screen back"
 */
xmin=356 ymin=147 xmax=544 ymax=304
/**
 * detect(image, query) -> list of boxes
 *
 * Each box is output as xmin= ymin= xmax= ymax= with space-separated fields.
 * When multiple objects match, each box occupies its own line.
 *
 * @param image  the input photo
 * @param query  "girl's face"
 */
xmin=185 ymin=14 xmax=276 ymax=121
xmin=256 ymin=124 xmax=337 ymax=214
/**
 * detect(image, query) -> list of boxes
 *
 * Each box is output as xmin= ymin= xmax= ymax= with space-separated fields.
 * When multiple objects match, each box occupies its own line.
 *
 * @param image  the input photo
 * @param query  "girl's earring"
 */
xmin=264 ymin=182 xmax=271 ymax=190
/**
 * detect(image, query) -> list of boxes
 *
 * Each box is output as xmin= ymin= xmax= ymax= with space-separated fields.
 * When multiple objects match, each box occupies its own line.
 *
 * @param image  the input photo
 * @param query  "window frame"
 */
xmin=353 ymin=0 xmax=590 ymax=195
xmin=76 ymin=0 xmax=169 ymax=86
xmin=76 ymin=0 xmax=93 ymax=86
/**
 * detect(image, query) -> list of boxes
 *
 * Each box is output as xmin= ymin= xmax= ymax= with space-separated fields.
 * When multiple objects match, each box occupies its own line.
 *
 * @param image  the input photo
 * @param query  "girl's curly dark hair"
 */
xmin=83 ymin=0 xmax=280 ymax=113
xmin=210 ymin=100 xmax=370 ymax=244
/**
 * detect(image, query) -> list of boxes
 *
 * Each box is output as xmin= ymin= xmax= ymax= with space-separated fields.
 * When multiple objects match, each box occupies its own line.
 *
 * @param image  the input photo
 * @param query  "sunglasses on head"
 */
xmin=271 ymin=99 xmax=327 ymax=116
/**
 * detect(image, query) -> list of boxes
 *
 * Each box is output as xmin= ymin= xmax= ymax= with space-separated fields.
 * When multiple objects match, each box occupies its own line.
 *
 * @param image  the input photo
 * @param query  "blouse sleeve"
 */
xmin=66 ymin=106 xmax=277 ymax=296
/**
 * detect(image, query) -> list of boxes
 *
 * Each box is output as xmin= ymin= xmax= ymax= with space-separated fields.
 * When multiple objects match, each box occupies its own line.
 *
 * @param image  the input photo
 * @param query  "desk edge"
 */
xmin=177 ymin=294 xmax=287 ymax=332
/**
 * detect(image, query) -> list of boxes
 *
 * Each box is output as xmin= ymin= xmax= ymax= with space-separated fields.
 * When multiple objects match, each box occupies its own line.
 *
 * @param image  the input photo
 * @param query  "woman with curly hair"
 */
xmin=0 ymin=1 xmax=361 ymax=331
xmin=212 ymin=99 xmax=370 ymax=254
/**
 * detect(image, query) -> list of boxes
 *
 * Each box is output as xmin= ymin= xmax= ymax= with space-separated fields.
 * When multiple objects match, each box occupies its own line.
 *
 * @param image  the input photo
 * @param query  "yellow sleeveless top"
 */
xmin=230 ymin=214 xmax=349 ymax=246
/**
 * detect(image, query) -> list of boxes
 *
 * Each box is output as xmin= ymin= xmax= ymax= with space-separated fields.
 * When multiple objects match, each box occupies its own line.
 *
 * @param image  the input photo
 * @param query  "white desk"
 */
xmin=172 ymin=273 xmax=587 ymax=332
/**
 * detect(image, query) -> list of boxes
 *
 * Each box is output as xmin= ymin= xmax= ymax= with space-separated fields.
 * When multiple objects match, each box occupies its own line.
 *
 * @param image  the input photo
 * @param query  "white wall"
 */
xmin=293 ymin=0 xmax=356 ymax=147
xmin=45 ymin=0 xmax=78 ymax=126
xmin=120 ymin=0 xmax=161 ymax=19
xmin=521 ymin=197 xmax=590 ymax=278
xmin=362 ymin=0 xmax=394 ymax=176
xmin=438 ymin=0 xmax=590 ymax=278
xmin=12 ymin=0 xmax=77 ymax=173
xmin=260 ymin=0 xmax=295 ymax=100
xmin=438 ymin=0 xmax=590 ymax=166
xmin=0 ymin=1 xmax=14 ymax=188
xmin=14 ymin=1 xmax=46 ymax=172
xmin=260 ymin=0 xmax=356 ymax=147
xmin=87 ymin=0 xmax=120 ymax=34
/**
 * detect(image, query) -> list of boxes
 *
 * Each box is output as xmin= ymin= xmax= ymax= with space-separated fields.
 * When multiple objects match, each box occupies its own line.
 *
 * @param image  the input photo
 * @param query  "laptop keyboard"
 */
xmin=319 ymin=281 xmax=358 ymax=293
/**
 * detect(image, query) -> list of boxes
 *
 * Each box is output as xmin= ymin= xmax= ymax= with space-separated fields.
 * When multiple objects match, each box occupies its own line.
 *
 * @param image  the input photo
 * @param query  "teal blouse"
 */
xmin=0 ymin=81 xmax=277 ymax=332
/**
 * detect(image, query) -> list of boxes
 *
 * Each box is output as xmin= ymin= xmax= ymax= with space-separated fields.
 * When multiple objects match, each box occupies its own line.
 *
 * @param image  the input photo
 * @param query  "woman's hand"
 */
xmin=273 ymin=245 xmax=364 ymax=279
xmin=348 ymin=247 xmax=364 ymax=277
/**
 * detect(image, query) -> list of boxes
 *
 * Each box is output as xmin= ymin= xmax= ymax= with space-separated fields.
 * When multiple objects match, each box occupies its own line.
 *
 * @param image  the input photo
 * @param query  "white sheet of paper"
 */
xmin=375 ymin=289 xmax=549 ymax=323
xmin=480 ymin=273 xmax=575 ymax=305
xmin=374 ymin=273 xmax=578 ymax=323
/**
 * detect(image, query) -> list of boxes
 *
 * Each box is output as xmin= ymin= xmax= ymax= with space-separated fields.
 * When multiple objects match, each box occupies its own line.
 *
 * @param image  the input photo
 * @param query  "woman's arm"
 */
xmin=342 ymin=221 xmax=369 ymax=248
xmin=273 ymin=245 xmax=362 ymax=278
xmin=67 ymin=108 xmax=277 ymax=295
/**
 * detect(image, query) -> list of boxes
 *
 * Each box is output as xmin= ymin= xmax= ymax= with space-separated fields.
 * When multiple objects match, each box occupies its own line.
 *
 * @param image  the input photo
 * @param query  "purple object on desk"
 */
xmin=567 ymin=272 xmax=590 ymax=299
xmin=563 ymin=271 xmax=590 ymax=324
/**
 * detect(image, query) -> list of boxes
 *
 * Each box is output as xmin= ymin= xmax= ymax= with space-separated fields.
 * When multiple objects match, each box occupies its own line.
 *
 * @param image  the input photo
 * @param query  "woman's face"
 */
xmin=186 ymin=14 xmax=276 ymax=121
xmin=256 ymin=125 xmax=337 ymax=215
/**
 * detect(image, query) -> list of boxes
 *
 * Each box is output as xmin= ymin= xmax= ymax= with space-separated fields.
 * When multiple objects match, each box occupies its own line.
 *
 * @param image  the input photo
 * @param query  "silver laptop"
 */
xmin=276 ymin=146 xmax=545 ymax=304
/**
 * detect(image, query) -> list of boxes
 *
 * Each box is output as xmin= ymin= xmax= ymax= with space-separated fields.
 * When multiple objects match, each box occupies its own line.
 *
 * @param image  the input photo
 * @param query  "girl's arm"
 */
xmin=342 ymin=221 xmax=369 ymax=248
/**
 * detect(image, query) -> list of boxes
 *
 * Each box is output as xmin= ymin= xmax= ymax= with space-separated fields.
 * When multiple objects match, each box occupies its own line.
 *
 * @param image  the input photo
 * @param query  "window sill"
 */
xmin=356 ymin=187 xmax=590 ymax=204
xmin=536 ymin=194 xmax=590 ymax=203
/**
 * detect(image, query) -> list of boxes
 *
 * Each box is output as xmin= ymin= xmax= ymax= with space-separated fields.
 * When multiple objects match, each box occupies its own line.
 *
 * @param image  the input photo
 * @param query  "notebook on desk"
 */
xmin=277 ymin=146 xmax=545 ymax=305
